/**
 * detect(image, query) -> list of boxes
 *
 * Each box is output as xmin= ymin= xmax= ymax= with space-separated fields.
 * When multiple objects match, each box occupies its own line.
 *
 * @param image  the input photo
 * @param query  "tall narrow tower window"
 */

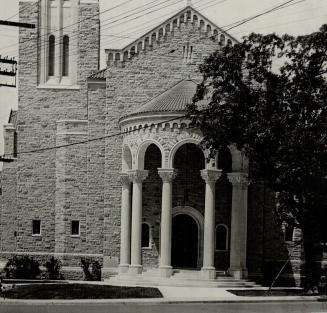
xmin=62 ymin=35 xmax=69 ymax=76
xmin=48 ymin=35 xmax=55 ymax=76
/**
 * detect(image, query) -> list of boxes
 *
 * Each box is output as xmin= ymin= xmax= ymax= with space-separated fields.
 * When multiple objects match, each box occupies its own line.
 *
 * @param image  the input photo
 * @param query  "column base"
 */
xmin=228 ymin=267 xmax=248 ymax=280
xmin=128 ymin=264 xmax=143 ymax=275
xmin=201 ymin=267 xmax=216 ymax=280
xmin=159 ymin=266 xmax=173 ymax=278
xmin=118 ymin=264 xmax=130 ymax=275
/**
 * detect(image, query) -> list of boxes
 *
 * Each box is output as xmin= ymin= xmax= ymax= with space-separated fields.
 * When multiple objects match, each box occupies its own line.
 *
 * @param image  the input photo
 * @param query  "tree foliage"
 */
xmin=188 ymin=25 xmax=327 ymax=290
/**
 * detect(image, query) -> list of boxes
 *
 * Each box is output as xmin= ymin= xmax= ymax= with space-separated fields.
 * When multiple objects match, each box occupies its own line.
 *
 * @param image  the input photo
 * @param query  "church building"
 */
xmin=0 ymin=0 xmax=307 ymax=286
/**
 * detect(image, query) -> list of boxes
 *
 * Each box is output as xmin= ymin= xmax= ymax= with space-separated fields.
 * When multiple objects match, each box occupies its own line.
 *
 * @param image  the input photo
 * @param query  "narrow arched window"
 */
xmin=62 ymin=35 xmax=69 ymax=76
xmin=216 ymin=224 xmax=228 ymax=251
xmin=220 ymin=34 xmax=225 ymax=46
xmin=141 ymin=223 xmax=151 ymax=248
xmin=48 ymin=35 xmax=55 ymax=76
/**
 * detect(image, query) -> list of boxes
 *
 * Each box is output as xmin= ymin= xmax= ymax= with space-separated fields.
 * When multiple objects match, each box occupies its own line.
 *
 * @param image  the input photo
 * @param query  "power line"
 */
xmin=0 ymin=0 xmax=323 ymax=158
xmin=3 ymin=0 xmax=304 ymax=60
xmin=1 ymin=115 xmax=189 ymax=159
xmin=1 ymin=0 xmax=134 ymax=52
xmin=4 ymin=0 xmax=224 ymax=61
xmin=2 ymin=0 xmax=315 ymax=71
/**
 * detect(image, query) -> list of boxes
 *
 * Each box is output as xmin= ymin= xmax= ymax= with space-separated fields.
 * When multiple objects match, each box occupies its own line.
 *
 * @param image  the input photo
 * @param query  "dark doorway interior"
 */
xmin=171 ymin=214 xmax=198 ymax=269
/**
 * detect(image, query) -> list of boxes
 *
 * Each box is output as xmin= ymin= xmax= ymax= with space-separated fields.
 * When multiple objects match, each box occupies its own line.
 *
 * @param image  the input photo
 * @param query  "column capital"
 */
xmin=120 ymin=173 xmax=131 ymax=188
xmin=227 ymin=172 xmax=250 ymax=189
xmin=158 ymin=168 xmax=177 ymax=183
xmin=128 ymin=169 xmax=148 ymax=183
xmin=201 ymin=169 xmax=222 ymax=184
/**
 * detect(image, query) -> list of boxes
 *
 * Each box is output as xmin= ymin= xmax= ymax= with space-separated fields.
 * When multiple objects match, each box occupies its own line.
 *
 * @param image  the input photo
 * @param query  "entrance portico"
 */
xmin=118 ymin=79 xmax=249 ymax=280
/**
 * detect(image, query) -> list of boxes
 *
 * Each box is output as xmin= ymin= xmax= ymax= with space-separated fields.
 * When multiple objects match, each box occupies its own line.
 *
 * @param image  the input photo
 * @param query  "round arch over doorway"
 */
xmin=171 ymin=206 xmax=204 ymax=269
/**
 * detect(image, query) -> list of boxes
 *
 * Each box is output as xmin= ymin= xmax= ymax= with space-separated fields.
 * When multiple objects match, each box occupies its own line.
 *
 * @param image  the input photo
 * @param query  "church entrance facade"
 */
xmin=117 ymin=80 xmax=250 ymax=280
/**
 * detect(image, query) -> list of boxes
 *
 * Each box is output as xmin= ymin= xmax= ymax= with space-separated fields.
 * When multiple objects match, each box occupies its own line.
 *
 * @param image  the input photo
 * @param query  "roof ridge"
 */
xmin=105 ymin=5 xmax=238 ymax=66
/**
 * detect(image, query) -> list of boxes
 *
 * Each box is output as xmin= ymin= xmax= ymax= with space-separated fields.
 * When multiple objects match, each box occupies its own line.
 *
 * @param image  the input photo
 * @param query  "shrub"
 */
xmin=80 ymin=258 xmax=102 ymax=281
xmin=44 ymin=257 xmax=62 ymax=280
xmin=4 ymin=256 xmax=40 ymax=279
xmin=91 ymin=260 xmax=102 ymax=281
xmin=80 ymin=258 xmax=92 ymax=281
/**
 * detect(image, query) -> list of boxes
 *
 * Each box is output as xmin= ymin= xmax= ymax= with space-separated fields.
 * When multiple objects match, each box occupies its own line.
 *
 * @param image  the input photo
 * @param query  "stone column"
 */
xmin=128 ymin=170 xmax=148 ymax=275
xmin=227 ymin=172 xmax=250 ymax=279
xmin=158 ymin=168 xmax=177 ymax=278
xmin=118 ymin=173 xmax=132 ymax=274
xmin=200 ymin=169 xmax=222 ymax=279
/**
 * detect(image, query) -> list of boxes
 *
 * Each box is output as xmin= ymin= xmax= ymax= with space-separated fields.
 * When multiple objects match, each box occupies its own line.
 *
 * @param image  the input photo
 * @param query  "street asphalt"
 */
xmin=0 ymin=301 xmax=326 ymax=313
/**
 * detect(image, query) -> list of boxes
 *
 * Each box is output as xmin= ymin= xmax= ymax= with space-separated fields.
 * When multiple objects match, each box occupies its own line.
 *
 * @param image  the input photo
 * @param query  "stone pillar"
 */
xmin=158 ymin=168 xmax=177 ymax=278
xmin=128 ymin=170 xmax=148 ymax=275
xmin=227 ymin=172 xmax=250 ymax=279
xmin=200 ymin=169 xmax=222 ymax=279
xmin=119 ymin=173 xmax=132 ymax=274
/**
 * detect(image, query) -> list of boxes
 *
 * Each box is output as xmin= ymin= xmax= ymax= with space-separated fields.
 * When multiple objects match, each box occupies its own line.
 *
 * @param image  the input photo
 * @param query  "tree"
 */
xmin=188 ymin=25 xmax=327 ymax=292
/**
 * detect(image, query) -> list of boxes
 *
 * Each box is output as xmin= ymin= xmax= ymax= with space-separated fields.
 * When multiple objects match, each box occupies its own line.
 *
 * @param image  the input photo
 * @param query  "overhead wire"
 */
xmin=2 ymin=0 xmax=179 ymax=56
xmin=1 ymin=0 xmax=319 ymax=159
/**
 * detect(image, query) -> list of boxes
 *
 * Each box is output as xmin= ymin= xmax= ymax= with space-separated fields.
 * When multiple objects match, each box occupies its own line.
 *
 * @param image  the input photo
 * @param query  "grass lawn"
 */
xmin=228 ymin=289 xmax=313 ymax=297
xmin=2 ymin=284 xmax=163 ymax=300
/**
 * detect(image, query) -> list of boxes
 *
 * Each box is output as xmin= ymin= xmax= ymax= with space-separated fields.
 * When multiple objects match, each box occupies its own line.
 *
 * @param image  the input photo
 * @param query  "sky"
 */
xmin=0 ymin=0 xmax=326 ymax=159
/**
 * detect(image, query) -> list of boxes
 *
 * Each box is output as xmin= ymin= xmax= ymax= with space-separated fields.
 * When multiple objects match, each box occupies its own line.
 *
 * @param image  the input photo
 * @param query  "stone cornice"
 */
xmin=128 ymin=170 xmax=148 ymax=183
xmin=158 ymin=168 xmax=178 ymax=183
xmin=227 ymin=172 xmax=250 ymax=189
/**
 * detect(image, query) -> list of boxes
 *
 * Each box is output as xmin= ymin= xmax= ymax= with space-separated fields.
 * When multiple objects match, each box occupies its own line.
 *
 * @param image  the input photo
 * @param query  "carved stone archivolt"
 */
xmin=122 ymin=125 xmax=204 ymax=169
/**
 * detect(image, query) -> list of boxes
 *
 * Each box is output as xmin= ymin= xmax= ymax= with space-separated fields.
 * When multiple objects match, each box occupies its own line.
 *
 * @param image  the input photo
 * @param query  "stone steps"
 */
xmin=106 ymin=269 xmax=260 ymax=288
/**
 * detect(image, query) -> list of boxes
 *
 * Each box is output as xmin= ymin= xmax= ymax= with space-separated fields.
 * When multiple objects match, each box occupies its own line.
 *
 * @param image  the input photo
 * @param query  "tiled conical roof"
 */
xmin=129 ymin=79 xmax=197 ymax=117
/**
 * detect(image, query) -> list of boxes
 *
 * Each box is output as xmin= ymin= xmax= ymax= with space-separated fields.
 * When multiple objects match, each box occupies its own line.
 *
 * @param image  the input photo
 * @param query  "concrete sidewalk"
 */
xmin=0 ymin=285 xmax=323 ymax=305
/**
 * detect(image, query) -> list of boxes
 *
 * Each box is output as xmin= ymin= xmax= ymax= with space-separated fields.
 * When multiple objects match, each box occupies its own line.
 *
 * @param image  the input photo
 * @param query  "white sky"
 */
xmin=0 ymin=0 xmax=326 ymax=159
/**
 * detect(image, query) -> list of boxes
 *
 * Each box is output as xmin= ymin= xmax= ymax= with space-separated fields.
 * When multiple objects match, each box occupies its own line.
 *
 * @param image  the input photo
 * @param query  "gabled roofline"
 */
xmin=105 ymin=5 xmax=239 ymax=65
xmin=118 ymin=5 xmax=238 ymax=52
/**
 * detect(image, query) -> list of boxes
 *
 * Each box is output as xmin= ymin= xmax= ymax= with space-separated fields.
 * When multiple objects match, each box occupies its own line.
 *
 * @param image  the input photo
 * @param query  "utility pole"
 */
xmin=0 ymin=56 xmax=17 ymax=88
xmin=0 ymin=156 xmax=14 ymax=163
xmin=0 ymin=20 xmax=35 ymax=29
xmin=0 ymin=20 xmax=35 ymax=88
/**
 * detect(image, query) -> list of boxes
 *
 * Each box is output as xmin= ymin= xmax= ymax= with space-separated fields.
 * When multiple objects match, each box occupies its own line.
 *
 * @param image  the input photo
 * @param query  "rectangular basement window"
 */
xmin=71 ymin=220 xmax=80 ymax=236
xmin=32 ymin=220 xmax=41 ymax=236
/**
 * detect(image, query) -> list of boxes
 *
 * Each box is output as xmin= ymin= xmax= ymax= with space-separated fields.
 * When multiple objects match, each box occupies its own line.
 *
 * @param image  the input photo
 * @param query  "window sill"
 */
xmin=71 ymin=235 xmax=80 ymax=238
xmin=32 ymin=234 xmax=41 ymax=237
xmin=37 ymin=84 xmax=80 ymax=90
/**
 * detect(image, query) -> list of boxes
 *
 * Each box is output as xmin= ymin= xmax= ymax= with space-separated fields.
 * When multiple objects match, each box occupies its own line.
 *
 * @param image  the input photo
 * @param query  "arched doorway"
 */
xmin=171 ymin=214 xmax=199 ymax=269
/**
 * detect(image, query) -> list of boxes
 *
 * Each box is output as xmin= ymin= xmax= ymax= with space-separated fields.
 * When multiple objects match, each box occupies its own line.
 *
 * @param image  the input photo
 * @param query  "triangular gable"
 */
xmin=105 ymin=5 xmax=238 ymax=65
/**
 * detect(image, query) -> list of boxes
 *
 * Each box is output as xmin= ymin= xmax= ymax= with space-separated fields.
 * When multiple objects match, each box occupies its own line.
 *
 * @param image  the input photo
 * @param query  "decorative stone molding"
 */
xmin=158 ymin=168 xmax=178 ymax=183
xmin=120 ymin=173 xmax=131 ymax=188
xmin=128 ymin=170 xmax=149 ymax=183
xmin=227 ymin=172 xmax=250 ymax=189
xmin=200 ymin=169 xmax=222 ymax=184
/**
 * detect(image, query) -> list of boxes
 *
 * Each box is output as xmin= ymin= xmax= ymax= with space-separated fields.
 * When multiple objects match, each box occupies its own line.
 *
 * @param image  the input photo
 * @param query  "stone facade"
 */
xmin=0 ymin=1 xmax=321 ymax=285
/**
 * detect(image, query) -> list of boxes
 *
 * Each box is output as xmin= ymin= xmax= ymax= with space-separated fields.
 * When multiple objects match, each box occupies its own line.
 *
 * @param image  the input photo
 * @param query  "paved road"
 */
xmin=0 ymin=301 xmax=326 ymax=313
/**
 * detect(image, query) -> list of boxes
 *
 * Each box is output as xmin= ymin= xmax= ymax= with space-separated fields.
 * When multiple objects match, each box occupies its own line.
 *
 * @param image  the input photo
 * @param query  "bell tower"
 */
xmin=38 ymin=0 xmax=100 ymax=87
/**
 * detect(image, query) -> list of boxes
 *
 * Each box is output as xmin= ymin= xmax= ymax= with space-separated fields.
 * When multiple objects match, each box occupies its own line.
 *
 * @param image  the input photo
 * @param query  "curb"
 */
xmin=0 ymin=296 xmax=323 ymax=306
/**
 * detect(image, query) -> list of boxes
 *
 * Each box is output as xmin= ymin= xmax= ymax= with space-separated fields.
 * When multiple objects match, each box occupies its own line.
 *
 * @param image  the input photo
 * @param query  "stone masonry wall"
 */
xmin=3 ymin=0 xmax=100 ymax=256
xmin=86 ymin=84 xmax=106 ymax=254
xmin=0 ymin=163 xmax=17 ymax=252
xmin=55 ymin=120 xmax=88 ymax=254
